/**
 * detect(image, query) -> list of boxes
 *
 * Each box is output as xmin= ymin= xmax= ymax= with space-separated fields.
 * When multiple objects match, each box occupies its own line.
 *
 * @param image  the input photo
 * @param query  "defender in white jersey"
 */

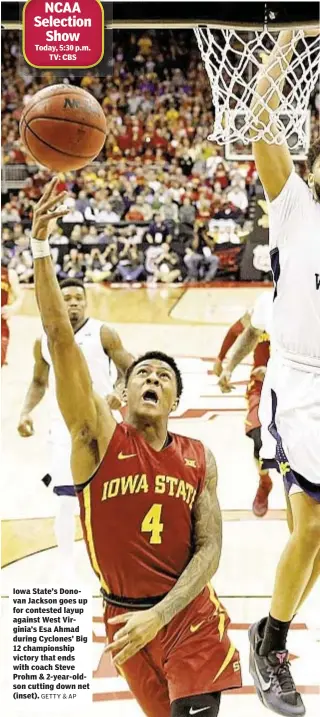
xmin=246 ymin=29 xmax=320 ymax=717
xmin=18 ymin=278 xmax=133 ymax=575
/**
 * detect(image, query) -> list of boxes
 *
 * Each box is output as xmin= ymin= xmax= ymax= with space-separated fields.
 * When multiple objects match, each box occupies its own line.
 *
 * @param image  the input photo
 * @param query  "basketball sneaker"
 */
xmin=252 ymin=474 xmax=272 ymax=517
xmin=249 ymin=620 xmax=305 ymax=716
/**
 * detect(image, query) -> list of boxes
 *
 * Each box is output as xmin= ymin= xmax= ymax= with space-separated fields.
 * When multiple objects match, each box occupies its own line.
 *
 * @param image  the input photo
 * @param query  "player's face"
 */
xmin=310 ymin=156 xmax=320 ymax=202
xmin=127 ymin=360 xmax=178 ymax=420
xmin=61 ymin=287 xmax=87 ymax=326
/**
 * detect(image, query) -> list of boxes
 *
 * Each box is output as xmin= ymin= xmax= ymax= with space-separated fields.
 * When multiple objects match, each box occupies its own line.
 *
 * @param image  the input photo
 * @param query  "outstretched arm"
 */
xmin=32 ymin=179 xmax=116 ymax=484
xmin=106 ymin=446 xmax=222 ymax=665
xmin=213 ymin=312 xmax=250 ymax=376
xmin=250 ymin=30 xmax=297 ymax=200
xmin=218 ymin=324 xmax=260 ymax=393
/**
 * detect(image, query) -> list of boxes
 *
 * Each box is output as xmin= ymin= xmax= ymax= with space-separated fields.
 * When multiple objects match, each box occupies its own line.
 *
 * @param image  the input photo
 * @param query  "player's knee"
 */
xmin=171 ymin=692 xmax=221 ymax=717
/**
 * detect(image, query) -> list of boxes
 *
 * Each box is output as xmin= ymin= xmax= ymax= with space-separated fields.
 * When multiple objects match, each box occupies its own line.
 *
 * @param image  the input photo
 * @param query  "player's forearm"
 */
xmin=20 ymin=381 xmax=46 ymax=416
xmin=250 ymin=30 xmax=297 ymax=126
xmin=227 ymin=326 xmax=259 ymax=373
xmin=154 ymin=543 xmax=221 ymax=629
xmin=218 ymin=319 xmax=245 ymax=361
xmin=34 ymin=257 xmax=73 ymax=344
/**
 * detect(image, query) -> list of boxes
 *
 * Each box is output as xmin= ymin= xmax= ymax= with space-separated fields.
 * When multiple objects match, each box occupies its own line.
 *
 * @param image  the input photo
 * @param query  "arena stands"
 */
xmin=2 ymin=30 xmax=318 ymax=284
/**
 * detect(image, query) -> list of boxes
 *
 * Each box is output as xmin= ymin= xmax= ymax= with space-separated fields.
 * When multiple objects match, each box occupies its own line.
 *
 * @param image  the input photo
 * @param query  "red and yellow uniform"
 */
xmin=217 ymin=316 xmax=270 ymax=434
xmin=245 ymin=332 xmax=270 ymax=435
xmin=1 ymin=266 xmax=10 ymax=366
xmin=77 ymin=423 xmax=241 ymax=714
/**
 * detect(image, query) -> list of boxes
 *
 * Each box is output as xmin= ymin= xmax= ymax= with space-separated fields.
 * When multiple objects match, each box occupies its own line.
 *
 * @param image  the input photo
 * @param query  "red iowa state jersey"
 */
xmin=77 ymin=422 xmax=206 ymax=599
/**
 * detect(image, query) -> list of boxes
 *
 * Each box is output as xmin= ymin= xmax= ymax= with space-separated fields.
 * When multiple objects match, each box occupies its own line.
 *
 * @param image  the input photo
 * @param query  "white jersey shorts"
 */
xmin=259 ymin=353 xmax=320 ymax=501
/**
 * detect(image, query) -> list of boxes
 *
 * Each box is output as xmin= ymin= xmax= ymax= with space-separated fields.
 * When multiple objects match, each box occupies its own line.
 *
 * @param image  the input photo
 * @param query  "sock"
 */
xmin=259 ymin=471 xmax=272 ymax=486
xmin=260 ymin=613 xmax=292 ymax=655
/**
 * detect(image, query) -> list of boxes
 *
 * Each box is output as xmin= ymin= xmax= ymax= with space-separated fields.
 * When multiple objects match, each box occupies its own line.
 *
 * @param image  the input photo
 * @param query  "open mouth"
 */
xmin=142 ymin=390 xmax=159 ymax=405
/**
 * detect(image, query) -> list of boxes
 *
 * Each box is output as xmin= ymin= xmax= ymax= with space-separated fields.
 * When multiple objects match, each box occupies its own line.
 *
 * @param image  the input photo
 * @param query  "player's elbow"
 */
xmin=247 ymin=325 xmax=260 ymax=342
xmin=196 ymin=540 xmax=222 ymax=578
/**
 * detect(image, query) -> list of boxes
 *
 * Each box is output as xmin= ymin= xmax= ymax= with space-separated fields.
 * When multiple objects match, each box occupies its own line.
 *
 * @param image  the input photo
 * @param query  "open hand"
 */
xmin=106 ymin=609 xmax=163 ymax=666
xmin=32 ymin=177 xmax=68 ymax=241
xmin=218 ymin=369 xmax=235 ymax=393
xmin=106 ymin=390 xmax=123 ymax=411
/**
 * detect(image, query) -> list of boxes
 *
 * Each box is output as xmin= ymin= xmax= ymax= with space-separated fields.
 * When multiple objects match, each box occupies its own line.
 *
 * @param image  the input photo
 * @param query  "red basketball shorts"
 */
xmin=104 ymin=585 xmax=242 ymax=717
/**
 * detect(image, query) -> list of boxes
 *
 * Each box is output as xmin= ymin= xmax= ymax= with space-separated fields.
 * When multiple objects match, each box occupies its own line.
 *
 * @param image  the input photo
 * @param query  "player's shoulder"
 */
xmin=269 ymin=170 xmax=312 ymax=212
xmin=171 ymin=431 xmax=207 ymax=462
xmin=76 ymin=317 xmax=103 ymax=340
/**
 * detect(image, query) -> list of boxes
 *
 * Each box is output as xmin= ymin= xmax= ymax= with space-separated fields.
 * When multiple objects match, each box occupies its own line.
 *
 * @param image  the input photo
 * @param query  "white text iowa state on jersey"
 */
xmin=101 ymin=474 xmax=197 ymax=509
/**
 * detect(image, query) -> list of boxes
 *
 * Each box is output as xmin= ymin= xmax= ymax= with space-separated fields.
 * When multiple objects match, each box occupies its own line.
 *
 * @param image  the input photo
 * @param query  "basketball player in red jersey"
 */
xmin=1 ymin=259 xmax=22 ymax=366
xmin=31 ymin=178 xmax=242 ymax=717
xmin=213 ymin=311 xmax=272 ymax=516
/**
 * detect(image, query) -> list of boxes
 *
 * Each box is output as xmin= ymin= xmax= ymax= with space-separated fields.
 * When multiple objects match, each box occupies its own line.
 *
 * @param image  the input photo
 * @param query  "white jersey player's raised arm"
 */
xmin=247 ymin=28 xmax=320 ymax=717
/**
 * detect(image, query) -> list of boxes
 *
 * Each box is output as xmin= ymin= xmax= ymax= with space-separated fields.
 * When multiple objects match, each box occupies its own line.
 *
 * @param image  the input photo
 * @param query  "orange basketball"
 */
xmin=19 ymin=84 xmax=107 ymax=172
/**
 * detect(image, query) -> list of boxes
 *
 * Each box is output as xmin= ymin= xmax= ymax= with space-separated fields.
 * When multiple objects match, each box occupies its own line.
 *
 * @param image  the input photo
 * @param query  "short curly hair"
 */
xmin=125 ymin=351 xmax=183 ymax=398
xmin=307 ymin=138 xmax=320 ymax=173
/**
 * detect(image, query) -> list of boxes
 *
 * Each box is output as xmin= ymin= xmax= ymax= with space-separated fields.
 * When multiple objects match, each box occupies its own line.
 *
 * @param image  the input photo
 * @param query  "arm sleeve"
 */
xmin=217 ymin=319 xmax=244 ymax=360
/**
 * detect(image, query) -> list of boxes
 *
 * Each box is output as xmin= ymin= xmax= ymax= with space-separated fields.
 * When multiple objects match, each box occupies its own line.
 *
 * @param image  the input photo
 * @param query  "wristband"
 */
xmin=31 ymin=238 xmax=50 ymax=259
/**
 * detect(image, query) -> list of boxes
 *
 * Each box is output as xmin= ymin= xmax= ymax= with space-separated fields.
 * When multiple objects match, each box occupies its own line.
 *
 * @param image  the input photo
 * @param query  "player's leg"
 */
xmin=121 ymin=654 xmax=171 ymax=717
xmin=249 ymin=489 xmax=320 ymax=716
xmin=296 ymin=546 xmax=320 ymax=610
xmin=105 ymin=605 xmax=171 ymax=717
xmin=267 ymin=491 xmax=320 ymax=623
xmin=285 ymin=490 xmax=320 ymax=610
xmin=246 ymin=425 xmax=272 ymax=517
xmin=164 ymin=588 xmax=241 ymax=713
xmin=171 ymin=692 xmax=221 ymax=717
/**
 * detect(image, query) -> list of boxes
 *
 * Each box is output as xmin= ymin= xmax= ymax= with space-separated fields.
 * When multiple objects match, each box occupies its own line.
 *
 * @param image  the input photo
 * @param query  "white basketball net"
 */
xmin=194 ymin=27 xmax=320 ymax=147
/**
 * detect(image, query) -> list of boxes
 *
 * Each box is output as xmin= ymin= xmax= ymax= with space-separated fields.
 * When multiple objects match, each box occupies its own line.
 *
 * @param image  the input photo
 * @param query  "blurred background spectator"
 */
xmin=2 ymin=29 xmax=317 ymax=285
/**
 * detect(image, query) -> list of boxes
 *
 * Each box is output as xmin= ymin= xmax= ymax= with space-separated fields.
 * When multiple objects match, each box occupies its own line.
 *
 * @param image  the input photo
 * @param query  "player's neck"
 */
xmin=128 ymin=416 xmax=168 ymax=452
xmin=71 ymin=317 xmax=87 ymax=333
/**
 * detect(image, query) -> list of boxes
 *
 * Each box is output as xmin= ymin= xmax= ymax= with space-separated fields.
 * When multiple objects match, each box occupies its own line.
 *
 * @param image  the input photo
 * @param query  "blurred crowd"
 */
xmin=2 ymin=29 xmax=318 ymax=284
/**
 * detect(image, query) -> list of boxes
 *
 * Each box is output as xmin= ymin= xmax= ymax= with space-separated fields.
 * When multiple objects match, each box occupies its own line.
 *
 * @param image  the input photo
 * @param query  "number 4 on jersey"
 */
xmin=141 ymin=504 xmax=164 ymax=544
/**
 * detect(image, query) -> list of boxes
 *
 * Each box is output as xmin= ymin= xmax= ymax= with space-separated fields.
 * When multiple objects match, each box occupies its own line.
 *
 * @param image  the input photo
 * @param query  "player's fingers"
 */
xmin=38 ymin=177 xmax=58 ymax=205
xmin=113 ymin=642 xmax=141 ymax=666
xmin=38 ymin=191 xmax=67 ymax=213
xmin=108 ymin=613 xmax=132 ymax=625
xmin=40 ymin=209 xmax=69 ymax=221
xmin=104 ymin=634 xmax=129 ymax=653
